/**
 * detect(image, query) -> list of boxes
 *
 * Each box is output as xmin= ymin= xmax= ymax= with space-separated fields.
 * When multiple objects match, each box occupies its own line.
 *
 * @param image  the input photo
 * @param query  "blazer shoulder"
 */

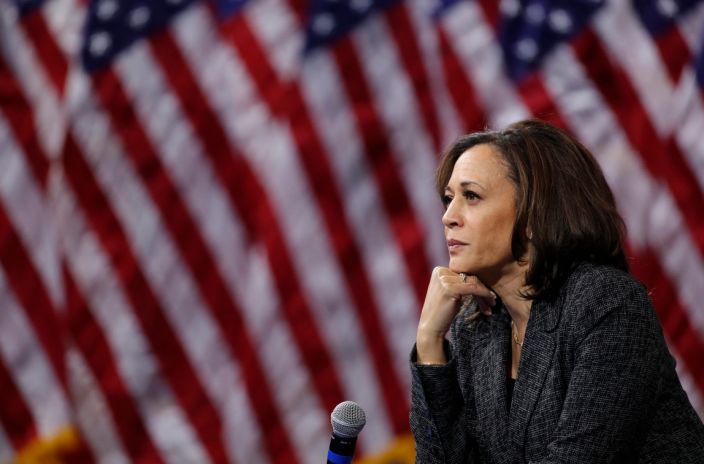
xmin=556 ymin=263 xmax=651 ymax=332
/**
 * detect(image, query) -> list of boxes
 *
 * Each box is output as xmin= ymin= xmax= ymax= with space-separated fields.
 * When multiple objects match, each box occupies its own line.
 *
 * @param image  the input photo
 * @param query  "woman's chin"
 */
xmin=448 ymin=259 xmax=474 ymax=275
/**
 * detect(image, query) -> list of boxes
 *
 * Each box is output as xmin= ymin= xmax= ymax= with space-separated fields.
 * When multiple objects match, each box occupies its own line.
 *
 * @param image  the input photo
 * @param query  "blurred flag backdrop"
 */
xmin=0 ymin=0 xmax=703 ymax=462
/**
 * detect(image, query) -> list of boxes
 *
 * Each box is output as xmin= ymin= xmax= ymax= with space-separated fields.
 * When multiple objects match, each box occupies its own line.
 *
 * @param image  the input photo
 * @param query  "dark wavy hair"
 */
xmin=436 ymin=119 xmax=628 ymax=300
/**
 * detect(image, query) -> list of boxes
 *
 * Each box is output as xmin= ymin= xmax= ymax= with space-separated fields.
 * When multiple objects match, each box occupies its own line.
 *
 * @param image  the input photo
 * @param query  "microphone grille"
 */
xmin=330 ymin=401 xmax=366 ymax=438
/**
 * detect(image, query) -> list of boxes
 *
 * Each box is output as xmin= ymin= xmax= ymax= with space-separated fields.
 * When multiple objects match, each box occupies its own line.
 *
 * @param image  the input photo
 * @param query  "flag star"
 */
xmin=96 ymin=0 xmax=119 ymax=21
xmin=548 ymin=9 xmax=572 ymax=33
xmin=89 ymin=31 xmax=112 ymax=56
xmin=312 ymin=13 xmax=335 ymax=36
xmin=515 ymin=37 xmax=538 ymax=61
xmin=128 ymin=6 xmax=151 ymax=29
xmin=351 ymin=0 xmax=372 ymax=13
xmin=525 ymin=4 xmax=546 ymax=24
xmin=499 ymin=0 xmax=521 ymax=17
xmin=656 ymin=0 xmax=678 ymax=17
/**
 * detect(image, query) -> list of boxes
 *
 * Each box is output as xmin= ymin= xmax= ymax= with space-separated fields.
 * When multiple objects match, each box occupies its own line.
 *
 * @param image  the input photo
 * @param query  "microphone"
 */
xmin=327 ymin=401 xmax=366 ymax=464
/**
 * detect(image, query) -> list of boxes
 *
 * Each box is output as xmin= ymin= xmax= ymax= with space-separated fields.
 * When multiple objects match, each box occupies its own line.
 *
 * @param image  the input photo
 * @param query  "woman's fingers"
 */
xmin=438 ymin=273 xmax=496 ymax=304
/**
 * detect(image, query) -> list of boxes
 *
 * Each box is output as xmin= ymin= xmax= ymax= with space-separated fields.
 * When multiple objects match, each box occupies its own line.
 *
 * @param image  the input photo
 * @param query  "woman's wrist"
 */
xmin=416 ymin=333 xmax=447 ymax=365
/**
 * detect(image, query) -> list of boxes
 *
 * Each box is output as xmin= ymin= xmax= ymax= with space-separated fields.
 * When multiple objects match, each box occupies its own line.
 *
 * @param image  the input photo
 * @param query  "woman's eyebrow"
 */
xmin=460 ymin=180 xmax=486 ymax=190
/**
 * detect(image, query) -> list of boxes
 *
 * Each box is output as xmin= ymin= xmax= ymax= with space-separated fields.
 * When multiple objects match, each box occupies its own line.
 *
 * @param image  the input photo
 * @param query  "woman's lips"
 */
xmin=447 ymin=239 xmax=467 ymax=251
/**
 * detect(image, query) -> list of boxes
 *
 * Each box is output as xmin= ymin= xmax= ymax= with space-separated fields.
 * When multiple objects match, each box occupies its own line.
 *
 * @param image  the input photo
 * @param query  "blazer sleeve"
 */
xmin=533 ymin=280 xmax=669 ymax=463
xmin=410 ymin=335 xmax=476 ymax=463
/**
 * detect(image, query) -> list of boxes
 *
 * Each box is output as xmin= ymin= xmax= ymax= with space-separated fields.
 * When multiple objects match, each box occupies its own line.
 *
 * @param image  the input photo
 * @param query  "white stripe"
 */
xmin=0 ymin=4 xmax=66 ymax=159
xmin=593 ymin=2 xmax=704 ymax=190
xmin=672 ymin=70 xmax=704 ymax=192
xmin=404 ymin=1 xmax=464 ymax=146
xmin=593 ymin=2 xmax=676 ymax=135
xmin=352 ymin=15 xmax=446 ymax=390
xmin=66 ymin=348 xmax=130 ymax=464
xmin=54 ymin=130 xmax=210 ymax=464
xmin=0 ymin=117 xmax=63 ymax=308
xmin=173 ymin=5 xmax=394 ymax=455
xmin=440 ymin=1 xmax=530 ymax=128
xmin=0 ymin=268 xmax=71 ymax=438
xmin=42 ymin=0 xmax=85 ymax=65
xmin=541 ymin=45 xmax=704 ymax=343
xmin=245 ymin=0 xmax=303 ymax=81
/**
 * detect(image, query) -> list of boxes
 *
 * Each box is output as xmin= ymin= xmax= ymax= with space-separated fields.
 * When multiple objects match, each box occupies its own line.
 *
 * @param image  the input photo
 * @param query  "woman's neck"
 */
xmin=490 ymin=262 xmax=532 ymax=329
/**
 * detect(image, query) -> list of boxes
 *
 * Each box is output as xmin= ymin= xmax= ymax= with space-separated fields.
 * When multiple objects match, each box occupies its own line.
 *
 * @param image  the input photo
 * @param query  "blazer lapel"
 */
xmin=470 ymin=313 xmax=512 ymax=457
xmin=509 ymin=299 xmax=559 ymax=454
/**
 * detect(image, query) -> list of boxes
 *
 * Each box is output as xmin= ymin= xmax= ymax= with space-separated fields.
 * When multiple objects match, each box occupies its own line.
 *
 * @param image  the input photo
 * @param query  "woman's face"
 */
xmin=442 ymin=143 xmax=519 ymax=284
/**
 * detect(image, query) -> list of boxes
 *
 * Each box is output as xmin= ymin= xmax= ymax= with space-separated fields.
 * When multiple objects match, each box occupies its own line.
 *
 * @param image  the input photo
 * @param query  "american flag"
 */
xmin=0 ymin=0 xmax=702 ymax=462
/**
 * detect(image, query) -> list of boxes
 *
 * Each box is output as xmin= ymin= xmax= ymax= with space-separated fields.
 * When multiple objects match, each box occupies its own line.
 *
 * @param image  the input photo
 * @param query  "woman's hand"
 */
xmin=416 ymin=267 xmax=496 ymax=364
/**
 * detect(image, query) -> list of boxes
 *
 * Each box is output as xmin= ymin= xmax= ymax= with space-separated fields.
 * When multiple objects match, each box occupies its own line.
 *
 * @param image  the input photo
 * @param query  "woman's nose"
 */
xmin=442 ymin=199 xmax=461 ymax=228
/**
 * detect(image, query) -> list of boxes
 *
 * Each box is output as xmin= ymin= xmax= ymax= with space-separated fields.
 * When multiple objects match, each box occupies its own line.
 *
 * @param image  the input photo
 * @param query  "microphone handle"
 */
xmin=326 ymin=433 xmax=358 ymax=464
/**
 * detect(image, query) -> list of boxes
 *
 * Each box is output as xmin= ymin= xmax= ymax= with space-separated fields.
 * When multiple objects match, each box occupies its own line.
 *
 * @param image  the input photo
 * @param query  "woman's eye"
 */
xmin=441 ymin=195 xmax=453 ymax=207
xmin=463 ymin=190 xmax=480 ymax=201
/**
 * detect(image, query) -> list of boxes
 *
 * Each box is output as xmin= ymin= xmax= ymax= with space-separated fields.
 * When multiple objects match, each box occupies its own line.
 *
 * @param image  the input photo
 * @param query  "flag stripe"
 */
xmin=332 ymin=37 xmax=432 ymax=308
xmin=439 ymin=2 xmax=531 ymax=128
xmin=19 ymin=11 xmax=68 ymax=96
xmin=90 ymin=57 xmax=295 ymax=463
xmin=631 ymin=249 xmax=704 ymax=395
xmin=437 ymin=26 xmax=488 ymax=133
xmin=0 ymin=346 xmax=37 ymax=450
xmin=653 ymin=25 xmax=692 ymax=83
xmin=0 ymin=201 xmax=67 ymax=388
xmin=61 ymin=133 xmax=228 ymax=464
xmin=0 ymin=54 xmax=50 ymax=188
xmin=384 ymin=3 xmax=442 ymax=151
xmin=515 ymin=74 xmax=570 ymax=131
xmin=63 ymin=266 xmax=166 ymax=464
xmin=216 ymin=9 xmax=413 ymax=437
xmin=593 ymin=5 xmax=704 ymax=197
xmin=572 ymin=28 xmax=704 ymax=258
xmin=146 ymin=27 xmax=349 ymax=439
xmin=66 ymin=349 xmax=130 ymax=464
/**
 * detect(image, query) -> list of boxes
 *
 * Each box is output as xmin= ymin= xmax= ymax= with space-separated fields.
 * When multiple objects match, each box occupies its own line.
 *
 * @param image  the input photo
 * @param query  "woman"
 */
xmin=410 ymin=120 xmax=704 ymax=463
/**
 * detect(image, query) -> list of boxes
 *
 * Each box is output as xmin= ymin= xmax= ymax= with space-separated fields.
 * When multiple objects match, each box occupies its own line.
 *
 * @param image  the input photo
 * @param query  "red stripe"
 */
xmin=0 ymin=202 xmax=66 ymax=388
xmin=0 ymin=55 xmax=50 ymax=188
xmin=20 ymin=11 xmax=68 ymax=95
xmin=436 ymin=27 xmax=488 ymax=133
xmin=332 ymin=37 xmax=432 ymax=305
xmin=146 ymin=30 xmax=349 ymax=431
xmin=61 ymin=133 xmax=229 ymax=464
xmin=653 ymin=26 xmax=691 ymax=84
xmin=385 ymin=3 xmax=443 ymax=151
xmin=475 ymin=0 xmax=500 ymax=30
xmin=89 ymin=66 xmax=297 ymax=463
xmin=515 ymin=73 xmax=571 ymax=132
xmin=217 ymin=14 xmax=410 ymax=434
xmin=63 ymin=266 xmax=165 ymax=464
xmin=0 ymin=354 xmax=37 ymax=450
xmin=571 ymin=27 xmax=704 ymax=259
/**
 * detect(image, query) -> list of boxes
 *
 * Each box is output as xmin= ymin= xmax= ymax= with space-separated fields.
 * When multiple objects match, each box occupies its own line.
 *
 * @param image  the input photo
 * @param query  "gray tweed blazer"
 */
xmin=410 ymin=263 xmax=704 ymax=463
